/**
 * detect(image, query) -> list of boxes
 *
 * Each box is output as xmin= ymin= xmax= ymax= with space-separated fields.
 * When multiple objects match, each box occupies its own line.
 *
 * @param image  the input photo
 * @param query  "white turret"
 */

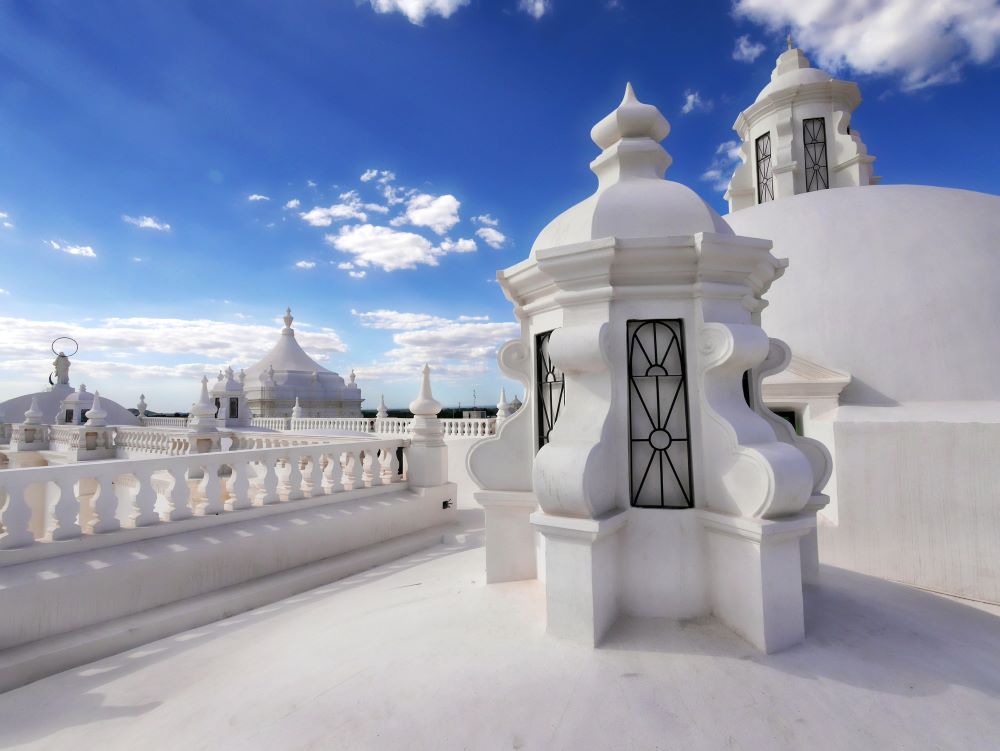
xmin=726 ymin=39 xmax=878 ymax=211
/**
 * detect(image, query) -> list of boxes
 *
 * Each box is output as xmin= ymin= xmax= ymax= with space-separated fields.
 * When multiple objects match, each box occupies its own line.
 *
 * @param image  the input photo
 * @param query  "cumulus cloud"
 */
xmin=326 ymin=224 xmax=474 ymax=272
xmin=438 ymin=237 xmax=477 ymax=254
xmin=284 ymin=198 xmax=301 ymax=209
xmin=0 ymin=315 xmax=348 ymax=392
xmin=349 ymin=270 xmax=367 ymax=279
xmin=404 ymin=193 xmax=461 ymax=235
xmin=473 ymin=214 xmax=499 ymax=226
xmin=351 ymin=308 xmax=519 ymax=382
xmin=701 ymin=140 xmax=743 ymax=192
xmin=2 ymin=222 xmax=12 ymax=229
xmin=681 ymin=89 xmax=713 ymax=114
xmin=295 ymin=260 xmax=316 ymax=269
xmin=299 ymin=191 xmax=369 ymax=226
xmin=247 ymin=194 xmax=270 ymax=202
xmin=0 ymin=211 xmax=12 ymax=229
xmin=47 ymin=240 xmax=96 ymax=258
xmin=733 ymin=34 xmax=766 ymax=63
xmin=734 ymin=0 xmax=1000 ymax=90
xmin=475 ymin=227 xmax=507 ymax=249
xmin=0 ymin=288 xmax=9 ymax=295
xmin=519 ymin=0 xmax=551 ymax=19
xmin=368 ymin=0 xmax=469 ymax=24
xmin=122 ymin=214 xmax=171 ymax=231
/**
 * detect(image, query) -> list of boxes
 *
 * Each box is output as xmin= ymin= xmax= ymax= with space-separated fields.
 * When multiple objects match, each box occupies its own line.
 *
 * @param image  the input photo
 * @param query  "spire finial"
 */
xmin=283 ymin=307 xmax=294 ymax=331
xmin=589 ymin=83 xmax=672 ymax=185
xmin=86 ymin=391 xmax=108 ymax=426
xmin=409 ymin=363 xmax=442 ymax=417
xmin=787 ymin=32 xmax=793 ymax=50
xmin=377 ymin=394 xmax=388 ymax=419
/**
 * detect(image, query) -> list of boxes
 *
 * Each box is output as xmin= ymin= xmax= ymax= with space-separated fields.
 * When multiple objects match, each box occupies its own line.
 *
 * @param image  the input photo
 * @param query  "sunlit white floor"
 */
xmin=2 ymin=512 xmax=999 ymax=750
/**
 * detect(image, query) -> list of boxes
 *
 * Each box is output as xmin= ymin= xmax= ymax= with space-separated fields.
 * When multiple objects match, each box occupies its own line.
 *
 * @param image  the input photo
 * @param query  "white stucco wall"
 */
xmin=727 ymin=185 xmax=1000 ymax=405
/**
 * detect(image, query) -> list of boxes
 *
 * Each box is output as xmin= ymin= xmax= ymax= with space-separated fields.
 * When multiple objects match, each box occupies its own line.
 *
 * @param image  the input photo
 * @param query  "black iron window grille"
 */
xmin=627 ymin=320 xmax=694 ymax=509
xmin=803 ymin=117 xmax=829 ymax=192
xmin=756 ymin=132 xmax=774 ymax=204
xmin=535 ymin=330 xmax=565 ymax=450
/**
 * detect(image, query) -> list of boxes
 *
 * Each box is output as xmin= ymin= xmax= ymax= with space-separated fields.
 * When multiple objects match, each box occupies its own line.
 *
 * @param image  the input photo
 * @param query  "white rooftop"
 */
xmin=1 ymin=512 xmax=998 ymax=750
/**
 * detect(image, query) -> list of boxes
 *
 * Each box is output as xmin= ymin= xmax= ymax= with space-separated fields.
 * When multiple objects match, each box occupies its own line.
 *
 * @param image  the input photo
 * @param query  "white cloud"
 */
xmin=295 ymin=260 xmax=317 ymax=269
xmin=326 ymin=224 xmax=440 ymax=272
xmin=2 ymin=222 xmax=12 ymax=229
xmin=473 ymin=214 xmax=499 ymax=226
xmin=47 ymin=240 xmax=97 ymax=258
xmin=351 ymin=308 xmax=519 ymax=382
xmin=247 ymin=194 xmax=270 ymax=202
xmin=337 ymin=261 xmax=355 ymax=270
xmin=701 ymin=140 xmax=743 ymax=192
xmin=299 ymin=191 xmax=369 ymax=226
xmin=475 ymin=226 xmax=507 ymax=250
xmin=732 ymin=34 xmax=766 ymax=63
xmin=734 ymin=0 xmax=1000 ymax=90
xmin=0 ymin=211 xmax=12 ymax=229
xmin=348 ymin=270 xmax=367 ymax=279
xmin=438 ymin=237 xmax=477 ymax=254
xmin=132 ymin=256 xmax=144 ymax=263
xmin=0 ymin=315 xmax=347 ymax=385
xmin=0 ymin=288 xmax=9 ymax=296
xmin=122 ymin=214 xmax=171 ymax=231
xmin=518 ymin=0 xmax=550 ymax=19
xmin=681 ymin=89 xmax=713 ymax=114
xmin=307 ymin=179 xmax=317 ymax=188
xmin=368 ymin=0 xmax=470 ymax=24
xmin=404 ymin=192 xmax=460 ymax=235
xmin=284 ymin=198 xmax=301 ymax=209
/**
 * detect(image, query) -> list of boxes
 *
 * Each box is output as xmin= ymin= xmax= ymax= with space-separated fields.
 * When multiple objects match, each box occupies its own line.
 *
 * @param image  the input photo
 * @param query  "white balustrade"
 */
xmin=0 ymin=438 xmax=409 ymax=553
xmin=440 ymin=418 xmax=496 ymax=438
xmin=289 ymin=417 xmax=377 ymax=433
xmin=138 ymin=416 xmax=189 ymax=428
xmin=115 ymin=426 xmax=192 ymax=456
xmin=249 ymin=417 xmax=290 ymax=431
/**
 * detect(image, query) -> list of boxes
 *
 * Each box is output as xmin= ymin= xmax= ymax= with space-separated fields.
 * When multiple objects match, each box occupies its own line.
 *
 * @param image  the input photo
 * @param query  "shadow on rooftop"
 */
xmin=602 ymin=564 xmax=1000 ymax=700
xmin=0 ymin=521 xmax=485 ymax=747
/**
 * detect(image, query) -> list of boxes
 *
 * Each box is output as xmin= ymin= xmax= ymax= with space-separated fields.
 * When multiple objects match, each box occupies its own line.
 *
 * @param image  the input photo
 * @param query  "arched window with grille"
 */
xmin=755 ymin=132 xmax=774 ymax=204
xmin=627 ymin=320 xmax=694 ymax=509
xmin=803 ymin=117 xmax=829 ymax=192
xmin=535 ymin=330 xmax=565 ymax=450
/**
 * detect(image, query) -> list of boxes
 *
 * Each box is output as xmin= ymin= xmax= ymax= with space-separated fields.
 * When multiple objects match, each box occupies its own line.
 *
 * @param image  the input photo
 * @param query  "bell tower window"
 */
xmin=755 ymin=132 xmax=774 ymax=204
xmin=803 ymin=117 xmax=829 ymax=192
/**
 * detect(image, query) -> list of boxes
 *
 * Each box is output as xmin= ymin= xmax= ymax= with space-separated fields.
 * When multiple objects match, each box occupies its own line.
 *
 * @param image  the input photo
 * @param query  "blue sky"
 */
xmin=1 ymin=0 xmax=998 ymax=411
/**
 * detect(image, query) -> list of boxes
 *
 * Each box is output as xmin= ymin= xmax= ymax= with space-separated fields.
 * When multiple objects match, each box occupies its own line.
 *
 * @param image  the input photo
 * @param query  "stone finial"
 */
xmin=23 ymin=396 xmax=43 ymax=425
xmin=137 ymin=393 xmax=147 ymax=416
xmin=79 ymin=384 xmax=88 ymax=394
xmin=349 ymin=369 xmax=357 ymax=385
xmin=188 ymin=375 xmax=218 ymax=432
xmin=377 ymin=394 xmax=388 ymax=419
xmin=409 ymin=364 xmax=442 ymax=417
xmin=238 ymin=368 xmax=246 ymax=385
xmin=497 ymin=386 xmax=511 ymax=419
xmin=283 ymin=307 xmax=294 ymax=332
xmin=217 ymin=369 xmax=224 ymax=382
xmin=291 ymin=396 xmax=303 ymax=419
xmin=787 ymin=32 xmax=793 ymax=50
xmin=590 ymin=83 xmax=672 ymax=186
xmin=85 ymin=391 xmax=108 ymax=427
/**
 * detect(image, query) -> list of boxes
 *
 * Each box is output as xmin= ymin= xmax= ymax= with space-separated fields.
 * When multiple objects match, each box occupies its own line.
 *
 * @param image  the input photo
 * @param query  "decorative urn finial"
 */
xmin=283 ymin=307 xmax=294 ymax=333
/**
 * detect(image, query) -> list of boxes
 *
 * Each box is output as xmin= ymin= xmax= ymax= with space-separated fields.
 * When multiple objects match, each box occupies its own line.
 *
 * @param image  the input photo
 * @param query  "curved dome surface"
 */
xmin=0 ymin=386 xmax=139 ymax=426
xmin=755 ymin=67 xmax=832 ymax=102
xmin=726 ymin=185 xmax=1000 ymax=404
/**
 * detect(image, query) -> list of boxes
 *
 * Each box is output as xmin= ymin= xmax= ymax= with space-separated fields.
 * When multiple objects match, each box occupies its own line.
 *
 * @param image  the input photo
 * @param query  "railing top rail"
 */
xmin=0 ymin=437 xmax=408 ymax=483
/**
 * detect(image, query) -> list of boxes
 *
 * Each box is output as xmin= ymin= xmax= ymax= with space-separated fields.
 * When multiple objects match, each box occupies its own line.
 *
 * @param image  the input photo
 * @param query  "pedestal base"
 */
xmin=698 ymin=510 xmax=814 ymax=654
xmin=800 ymin=494 xmax=829 ymax=585
xmin=476 ymin=490 xmax=538 ymax=583
xmin=531 ymin=509 xmax=628 ymax=646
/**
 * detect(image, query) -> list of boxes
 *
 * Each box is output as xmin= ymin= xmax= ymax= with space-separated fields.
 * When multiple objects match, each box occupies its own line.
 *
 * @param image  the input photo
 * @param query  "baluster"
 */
xmin=197 ymin=464 xmax=223 ymax=514
xmin=132 ymin=470 xmax=159 ymax=526
xmin=51 ymin=477 xmax=83 ymax=540
xmin=322 ymin=452 xmax=343 ymax=494
xmin=283 ymin=454 xmax=304 ymax=501
xmin=342 ymin=451 xmax=357 ymax=490
xmin=259 ymin=458 xmax=280 ymax=505
xmin=228 ymin=461 xmax=252 ymax=510
xmin=401 ymin=446 xmax=409 ymax=482
xmin=89 ymin=474 xmax=121 ymax=534
xmin=166 ymin=467 xmax=193 ymax=520
xmin=0 ymin=482 xmax=34 ymax=548
xmin=381 ymin=447 xmax=399 ymax=484
xmin=304 ymin=454 xmax=324 ymax=497
xmin=360 ymin=450 xmax=376 ymax=487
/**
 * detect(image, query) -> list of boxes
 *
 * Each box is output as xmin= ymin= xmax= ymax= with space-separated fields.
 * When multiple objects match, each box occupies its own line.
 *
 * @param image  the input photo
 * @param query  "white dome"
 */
xmin=532 ymin=84 xmax=732 ymax=256
xmin=0 ymin=386 xmax=138 ymax=426
xmin=726 ymin=185 xmax=1000 ymax=404
xmin=755 ymin=67 xmax=832 ymax=103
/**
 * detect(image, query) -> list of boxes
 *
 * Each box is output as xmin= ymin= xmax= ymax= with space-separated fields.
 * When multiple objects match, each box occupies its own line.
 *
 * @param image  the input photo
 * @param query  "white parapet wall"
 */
xmin=0 ymin=437 xmax=456 ymax=691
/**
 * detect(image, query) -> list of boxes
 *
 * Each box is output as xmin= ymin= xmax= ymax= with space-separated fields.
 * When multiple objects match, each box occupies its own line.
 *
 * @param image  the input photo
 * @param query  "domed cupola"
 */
xmin=726 ymin=37 xmax=879 ymax=211
xmin=531 ymin=83 xmax=732 ymax=257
